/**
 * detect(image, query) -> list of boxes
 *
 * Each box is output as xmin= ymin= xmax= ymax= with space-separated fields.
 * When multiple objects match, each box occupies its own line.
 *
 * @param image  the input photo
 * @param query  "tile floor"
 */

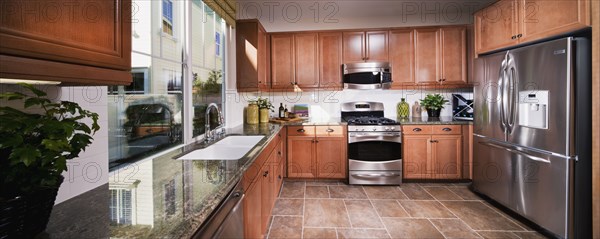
xmin=266 ymin=180 xmax=548 ymax=239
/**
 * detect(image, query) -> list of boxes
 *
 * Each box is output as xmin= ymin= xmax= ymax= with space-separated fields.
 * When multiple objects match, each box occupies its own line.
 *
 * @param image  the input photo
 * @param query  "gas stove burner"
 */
xmin=345 ymin=116 xmax=399 ymax=125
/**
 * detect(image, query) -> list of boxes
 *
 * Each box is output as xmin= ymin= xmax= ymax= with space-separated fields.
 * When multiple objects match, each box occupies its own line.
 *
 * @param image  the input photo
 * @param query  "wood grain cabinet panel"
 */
xmin=287 ymin=136 xmax=316 ymax=178
xmin=365 ymin=31 xmax=389 ymax=62
xmin=316 ymin=137 xmax=346 ymax=179
xmin=403 ymin=135 xmax=432 ymax=179
xmin=519 ymin=0 xmax=590 ymax=43
xmin=342 ymin=31 xmax=365 ymax=63
xmin=236 ymin=20 xmax=269 ymax=91
xmin=440 ymin=27 xmax=467 ymax=84
xmin=342 ymin=31 xmax=388 ymax=63
xmin=243 ymin=181 xmax=262 ymax=239
xmin=432 ymin=135 xmax=462 ymax=179
xmin=414 ymin=28 xmax=441 ymax=84
xmin=474 ymin=0 xmax=519 ymax=54
xmin=318 ymin=32 xmax=343 ymax=89
xmin=0 ymin=0 xmax=131 ymax=85
xmin=270 ymin=34 xmax=295 ymax=89
xmin=287 ymin=125 xmax=347 ymax=179
xmin=294 ymin=33 xmax=319 ymax=88
xmin=389 ymin=29 xmax=415 ymax=87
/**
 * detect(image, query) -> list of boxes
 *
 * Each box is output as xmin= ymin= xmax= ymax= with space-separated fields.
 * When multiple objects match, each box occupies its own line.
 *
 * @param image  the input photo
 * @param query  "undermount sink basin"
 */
xmin=177 ymin=135 xmax=265 ymax=160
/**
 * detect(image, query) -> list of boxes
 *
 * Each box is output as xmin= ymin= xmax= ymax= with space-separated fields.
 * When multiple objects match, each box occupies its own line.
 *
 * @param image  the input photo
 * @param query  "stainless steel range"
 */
xmin=341 ymin=102 xmax=402 ymax=185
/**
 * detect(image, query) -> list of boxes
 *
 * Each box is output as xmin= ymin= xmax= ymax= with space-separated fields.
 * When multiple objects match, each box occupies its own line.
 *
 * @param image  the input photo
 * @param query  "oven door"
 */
xmin=348 ymin=132 xmax=402 ymax=171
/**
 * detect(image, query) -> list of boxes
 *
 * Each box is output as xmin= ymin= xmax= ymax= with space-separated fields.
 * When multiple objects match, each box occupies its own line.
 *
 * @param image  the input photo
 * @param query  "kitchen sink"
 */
xmin=176 ymin=135 xmax=265 ymax=160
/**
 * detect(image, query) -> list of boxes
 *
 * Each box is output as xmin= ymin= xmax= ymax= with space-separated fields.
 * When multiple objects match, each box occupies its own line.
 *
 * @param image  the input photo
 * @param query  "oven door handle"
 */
xmin=348 ymin=133 xmax=401 ymax=143
xmin=353 ymin=172 xmax=401 ymax=177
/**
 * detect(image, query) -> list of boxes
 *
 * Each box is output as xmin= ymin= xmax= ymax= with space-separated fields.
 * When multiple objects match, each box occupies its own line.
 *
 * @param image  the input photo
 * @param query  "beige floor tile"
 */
xmin=272 ymin=199 xmax=304 ymax=216
xmin=337 ymin=229 xmax=390 ymax=239
xmin=304 ymin=199 xmax=351 ymax=227
xmin=280 ymin=181 xmax=305 ymax=198
xmin=448 ymin=187 xmax=481 ymax=200
xmin=399 ymin=200 xmax=456 ymax=218
xmin=305 ymin=186 xmax=329 ymax=198
xmin=441 ymin=201 xmax=524 ymax=231
xmin=382 ymin=218 xmax=444 ymax=238
xmin=268 ymin=216 xmax=303 ymax=239
xmin=302 ymin=228 xmax=337 ymax=239
xmin=329 ymin=185 xmax=368 ymax=199
xmin=344 ymin=200 xmax=384 ymax=228
xmin=424 ymin=186 xmax=463 ymax=200
xmin=512 ymin=231 xmax=549 ymax=239
xmin=371 ymin=200 xmax=410 ymax=217
xmin=430 ymin=219 xmax=482 ymax=238
xmin=305 ymin=180 xmax=341 ymax=185
xmin=476 ymin=231 xmax=520 ymax=239
xmin=399 ymin=184 xmax=435 ymax=200
xmin=363 ymin=186 xmax=408 ymax=199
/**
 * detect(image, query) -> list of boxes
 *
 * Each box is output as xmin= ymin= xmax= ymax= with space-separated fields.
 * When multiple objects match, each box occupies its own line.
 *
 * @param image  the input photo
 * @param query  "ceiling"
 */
xmin=236 ymin=0 xmax=496 ymax=32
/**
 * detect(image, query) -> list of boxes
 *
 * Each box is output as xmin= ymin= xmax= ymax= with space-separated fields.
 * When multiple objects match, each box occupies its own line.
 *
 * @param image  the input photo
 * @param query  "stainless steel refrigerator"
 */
xmin=472 ymin=36 xmax=591 ymax=238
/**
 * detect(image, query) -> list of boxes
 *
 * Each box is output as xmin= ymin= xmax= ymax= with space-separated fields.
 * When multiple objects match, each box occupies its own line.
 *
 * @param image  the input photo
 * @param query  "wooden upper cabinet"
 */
xmin=237 ymin=20 xmax=269 ymax=91
xmin=318 ymin=32 xmax=343 ymax=89
xmin=270 ymin=34 xmax=295 ymax=89
xmin=0 ymin=0 xmax=131 ymax=85
xmin=389 ymin=29 xmax=415 ymax=86
xmin=440 ymin=27 xmax=467 ymax=84
xmin=342 ymin=31 xmax=388 ymax=63
xmin=474 ymin=0 xmax=519 ymax=54
xmin=474 ymin=0 xmax=591 ymax=55
xmin=518 ymin=0 xmax=590 ymax=43
xmin=294 ymin=33 xmax=319 ymax=88
xmin=414 ymin=28 xmax=441 ymax=84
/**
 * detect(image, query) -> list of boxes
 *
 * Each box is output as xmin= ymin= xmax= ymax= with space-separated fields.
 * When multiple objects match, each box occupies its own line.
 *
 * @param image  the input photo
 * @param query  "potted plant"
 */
xmin=420 ymin=94 xmax=448 ymax=117
xmin=0 ymin=83 xmax=99 ymax=238
xmin=256 ymin=97 xmax=273 ymax=123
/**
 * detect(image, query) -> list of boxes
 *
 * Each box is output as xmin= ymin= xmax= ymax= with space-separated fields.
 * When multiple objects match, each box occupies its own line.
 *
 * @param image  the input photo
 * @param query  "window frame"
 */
xmin=162 ymin=0 xmax=174 ymax=36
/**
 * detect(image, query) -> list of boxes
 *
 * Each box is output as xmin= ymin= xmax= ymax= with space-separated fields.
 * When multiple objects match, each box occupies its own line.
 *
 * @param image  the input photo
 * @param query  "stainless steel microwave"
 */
xmin=342 ymin=62 xmax=392 ymax=90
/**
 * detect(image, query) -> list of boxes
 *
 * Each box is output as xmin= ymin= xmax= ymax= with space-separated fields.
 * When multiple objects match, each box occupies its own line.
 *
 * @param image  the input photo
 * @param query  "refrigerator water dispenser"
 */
xmin=518 ymin=91 xmax=548 ymax=129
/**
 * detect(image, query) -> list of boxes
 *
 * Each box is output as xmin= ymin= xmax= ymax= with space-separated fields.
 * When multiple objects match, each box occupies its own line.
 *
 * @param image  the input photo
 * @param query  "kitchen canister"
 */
xmin=412 ymin=101 xmax=422 ymax=118
xmin=246 ymin=101 xmax=259 ymax=124
xmin=397 ymin=98 xmax=410 ymax=118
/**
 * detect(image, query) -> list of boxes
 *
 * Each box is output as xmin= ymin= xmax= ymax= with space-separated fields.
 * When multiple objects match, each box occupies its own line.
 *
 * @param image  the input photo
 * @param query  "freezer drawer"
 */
xmin=473 ymin=135 xmax=512 ymax=207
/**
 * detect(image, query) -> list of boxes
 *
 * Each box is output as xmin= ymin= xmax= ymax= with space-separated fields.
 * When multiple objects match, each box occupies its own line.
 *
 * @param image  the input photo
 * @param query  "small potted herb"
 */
xmin=420 ymin=94 xmax=448 ymax=117
xmin=256 ymin=97 xmax=273 ymax=123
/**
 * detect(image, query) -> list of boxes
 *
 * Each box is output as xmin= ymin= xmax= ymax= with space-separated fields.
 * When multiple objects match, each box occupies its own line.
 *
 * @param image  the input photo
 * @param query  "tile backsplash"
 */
xmin=225 ymin=88 xmax=473 ymax=127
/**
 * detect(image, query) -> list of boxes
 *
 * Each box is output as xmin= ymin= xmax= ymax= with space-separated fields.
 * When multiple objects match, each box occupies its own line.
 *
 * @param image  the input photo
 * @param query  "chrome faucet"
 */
xmin=205 ymin=103 xmax=224 ymax=142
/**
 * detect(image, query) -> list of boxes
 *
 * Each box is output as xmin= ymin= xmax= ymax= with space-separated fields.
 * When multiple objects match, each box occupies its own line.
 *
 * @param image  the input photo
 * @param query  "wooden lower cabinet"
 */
xmin=244 ymin=181 xmax=262 ymax=238
xmin=402 ymin=125 xmax=463 ymax=179
xmin=287 ymin=126 xmax=347 ymax=179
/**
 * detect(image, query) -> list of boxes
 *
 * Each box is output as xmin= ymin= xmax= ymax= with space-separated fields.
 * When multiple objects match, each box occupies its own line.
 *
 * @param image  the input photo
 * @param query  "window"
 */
xmin=110 ymin=189 xmax=132 ymax=225
xmin=162 ymin=0 xmax=173 ymax=35
xmin=215 ymin=32 xmax=221 ymax=56
xmin=108 ymin=68 xmax=148 ymax=94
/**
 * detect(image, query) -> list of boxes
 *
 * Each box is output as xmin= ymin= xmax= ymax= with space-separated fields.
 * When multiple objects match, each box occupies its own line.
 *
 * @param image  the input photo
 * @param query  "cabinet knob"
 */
xmin=263 ymin=171 xmax=269 ymax=177
xmin=412 ymin=128 xmax=422 ymax=132
xmin=278 ymin=151 xmax=282 ymax=155
xmin=517 ymin=34 xmax=522 ymax=38
xmin=297 ymin=128 xmax=305 ymax=133
xmin=326 ymin=128 xmax=334 ymax=133
xmin=278 ymin=175 xmax=282 ymax=180
xmin=442 ymin=127 xmax=452 ymax=131
xmin=511 ymin=35 xmax=517 ymax=40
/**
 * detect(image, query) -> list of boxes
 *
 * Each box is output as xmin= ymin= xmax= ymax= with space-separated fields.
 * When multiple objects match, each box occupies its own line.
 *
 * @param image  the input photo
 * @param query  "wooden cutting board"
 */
xmin=269 ymin=117 xmax=305 ymax=124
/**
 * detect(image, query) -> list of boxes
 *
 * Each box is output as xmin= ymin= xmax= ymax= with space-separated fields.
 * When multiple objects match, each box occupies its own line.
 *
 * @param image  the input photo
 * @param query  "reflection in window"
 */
xmin=110 ymin=189 xmax=133 ymax=225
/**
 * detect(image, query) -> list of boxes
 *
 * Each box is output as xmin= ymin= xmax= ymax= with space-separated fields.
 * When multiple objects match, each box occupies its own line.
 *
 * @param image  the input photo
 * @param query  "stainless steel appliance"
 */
xmin=341 ymin=102 xmax=402 ymax=185
xmin=472 ymin=36 xmax=591 ymax=238
xmin=193 ymin=180 xmax=245 ymax=239
xmin=342 ymin=62 xmax=392 ymax=90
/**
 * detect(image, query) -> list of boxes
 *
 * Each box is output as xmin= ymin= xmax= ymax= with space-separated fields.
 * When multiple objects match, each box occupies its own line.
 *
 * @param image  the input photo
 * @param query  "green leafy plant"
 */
xmin=256 ymin=97 xmax=273 ymax=111
xmin=0 ymin=83 xmax=99 ymax=198
xmin=419 ymin=94 xmax=449 ymax=110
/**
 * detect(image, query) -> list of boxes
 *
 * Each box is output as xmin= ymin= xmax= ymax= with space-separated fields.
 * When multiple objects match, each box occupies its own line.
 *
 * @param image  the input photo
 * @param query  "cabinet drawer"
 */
xmin=432 ymin=125 xmax=462 ymax=135
xmin=402 ymin=125 xmax=432 ymax=135
xmin=287 ymin=126 xmax=315 ymax=136
xmin=315 ymin=126 xmax=345 ymax=136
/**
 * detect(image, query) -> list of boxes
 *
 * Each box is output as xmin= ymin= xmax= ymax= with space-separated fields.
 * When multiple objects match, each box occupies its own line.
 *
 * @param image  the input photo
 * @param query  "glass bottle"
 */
xmin=246 ymin=101 xmax=259 ymax=124
xmin=412 ymin=101 xmax=422 ymax=118
xmin=397 ymin=98 xmax=410 ymax=118
xmin=278 ymin=103 xmax=285 ymax=118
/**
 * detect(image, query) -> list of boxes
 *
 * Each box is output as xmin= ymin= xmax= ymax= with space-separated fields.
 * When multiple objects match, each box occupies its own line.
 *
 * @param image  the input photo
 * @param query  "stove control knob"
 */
xmin=372 ymin=128 xmax=377 ymax=131
xmin=385 ymin=127 xmax=391 ymax=131
xmin=361 ymin=128 xmax=365 ymax=131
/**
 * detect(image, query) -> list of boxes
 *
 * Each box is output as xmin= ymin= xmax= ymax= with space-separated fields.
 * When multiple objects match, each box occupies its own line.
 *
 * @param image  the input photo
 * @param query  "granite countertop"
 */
xmin=277 ymin=117 xmax=347 ymax=126
xmin=397 ymin=116 xmax=473 ymax=125
xmin=44 ymin=123 xmax=283 ymax=239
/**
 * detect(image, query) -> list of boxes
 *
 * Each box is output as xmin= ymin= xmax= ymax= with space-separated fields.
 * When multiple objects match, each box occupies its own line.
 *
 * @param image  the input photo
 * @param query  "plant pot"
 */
xmin=259 ymin=108 xmax=270 ymax=123
xmin=0 ymin=176 xmax=63 ymax=238
xmin=426 ymin=108 xmax=441 ymax=117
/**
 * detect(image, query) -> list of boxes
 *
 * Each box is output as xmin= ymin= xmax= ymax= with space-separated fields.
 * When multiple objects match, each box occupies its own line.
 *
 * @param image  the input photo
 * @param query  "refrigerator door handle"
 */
xmin=506 ymin=54 xmax=518 ymax=134
xmin=478 ymin=141 xmax=551 ymax=164
xmin=498 ymin=53 xmax=509 ymax=133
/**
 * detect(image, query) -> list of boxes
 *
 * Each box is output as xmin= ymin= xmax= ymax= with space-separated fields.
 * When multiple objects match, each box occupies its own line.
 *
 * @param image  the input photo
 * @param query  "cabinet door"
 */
xmin=258 ymin=27 xmax=270 ymax=90
xmin=237 ymin=20 xmax=268 ymax=91
xmin=287 ymin=136 xmax=316 ymax=178
xmin=432 ymin=135 xmax=462 ymax=179
xmin=403 ymin=135 xmax=432 ymax=179
xmin=414 ymin=28 xmax=441 ymax=84
xmin=244 ymin=181 xmax=262 ymax=239
xmin=315 ymin=137 xmax=346 ymax=179
xmin=440 ymin=27 xmax=467 ymax=84
xmin=318 ymin=32 xmax=343 ymax=89
xmin=389 ymin=29 xmax=415 ymax=87
xmin=474 ymin=0 xmax=519 ymax=54
xmin=518 ymin=0 xmax=590 ymax=43
xmin=271 ymin=34 xmax=295 ymax=89
xmin=294 ymin=33 xmax=319 ymax=88
xmin=342 ymin=32 xmax=365 ymax=63
xmin=260 ymin=158 xmax=274 ymax=232
xmin=365 ymin=31 xmax=388 ymax=62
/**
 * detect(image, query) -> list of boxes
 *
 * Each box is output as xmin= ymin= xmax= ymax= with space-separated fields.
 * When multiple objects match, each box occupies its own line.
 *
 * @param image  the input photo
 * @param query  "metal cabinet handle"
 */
xmin=517 ymin=34 xmax=522 ymax=38
xmin=278 ymin=175 xmax=282 ymax=180
xmin=442 ymin=127 xmax=452 ymax=131
xmin=326 ymin=128 xmax=334 ymax=133
xmin=278 ymin=151 xmax=282 ymax=155
xmin=263 ymin=171 xmax=269 ymax=177
xmin=297 ymin=129 xmax=305 ymax=133
xmin=430 ymin=140 xmax=439 ymax=143
xmin=412 ymin=128 xmax=422 ymax=132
